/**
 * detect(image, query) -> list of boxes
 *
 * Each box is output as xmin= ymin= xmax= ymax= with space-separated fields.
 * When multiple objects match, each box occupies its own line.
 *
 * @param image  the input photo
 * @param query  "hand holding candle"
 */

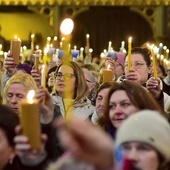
xmin=10 ymin=36 xmax=21 ymax=65
xmin=19 ymin=90 xmax=41 ymax=149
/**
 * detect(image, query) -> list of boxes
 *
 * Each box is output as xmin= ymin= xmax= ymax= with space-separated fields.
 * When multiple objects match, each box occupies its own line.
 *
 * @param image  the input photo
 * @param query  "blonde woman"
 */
xmin=3 ymin=73 xmax=38 ymax=114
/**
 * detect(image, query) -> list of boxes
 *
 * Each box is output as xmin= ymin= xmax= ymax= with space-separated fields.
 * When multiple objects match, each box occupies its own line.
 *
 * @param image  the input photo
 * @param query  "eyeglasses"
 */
xmin=125 ymin=61 xmax=147 ymax=69
xmin=55 ymin=72 xmax=75 ymax=81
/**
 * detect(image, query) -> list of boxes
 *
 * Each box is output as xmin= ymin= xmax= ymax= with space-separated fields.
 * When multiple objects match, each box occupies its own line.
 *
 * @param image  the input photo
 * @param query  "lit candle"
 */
xmin=103 ymin=65 xmax=113 ymax=83
xmin=151 ymin=46 xmax=158 ymax=79
xmin=86 ymin=34 xmax=90 ymax=46
xmin=67 ymin=44 xmax=71 ymax=54
xmin=71 ymin=47 xmax=79 ymax=59
xmin=78 ymin=47 xmax=84 ymax=61
xmin=41 ymin=65 xmax=47 ymax=88
xmin=127 ymin=37 xmax=132 ymax=72
xmin=31 ymin=34 xmax=35 ymax=50
xmin=43 ymin=47 xmax=49 ymax=65
xmin=0 ymin=44 xmax=2 ymax=51
xmin=108 ymin=41 xmax=112 ymax=52
xmin=60 ymin=42 xmax=63 ymax=49
xmin=52 ymin=36 xmax=58 ymax=49
xmin=166 ymin=49 xmax=169 ymax=59
xmin=46 ymin=37 xmax=51 ymax=45
xmin=19 ymin=90 xmax=41 ymax=149
xmin=34 ymin=50 xmax=41 ymax=71
xmin=10 ymin=36 xmax=21 ymax=65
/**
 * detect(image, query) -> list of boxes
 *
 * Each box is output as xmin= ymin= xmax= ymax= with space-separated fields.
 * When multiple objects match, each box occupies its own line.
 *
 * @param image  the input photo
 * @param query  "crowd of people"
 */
xmin=0 ymin=44 xmax=170 ymax=170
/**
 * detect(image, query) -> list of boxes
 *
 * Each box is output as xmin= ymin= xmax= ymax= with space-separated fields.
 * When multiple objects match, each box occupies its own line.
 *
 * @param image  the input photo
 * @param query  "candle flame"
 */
xmin=44 ymin=47 xmax=49 ymax=54
xmin=54 ymin=36 xmax=57 ymax=41
xmin=89 ymin=48 xmax=93 ymax=53
xmin=31 ymin=34 xmax=35 ymax=39
xmin=108 ymin=64 xmax=111 ymax=69
xmin=128 ymin=37 xmax=132 ymax=42
xmin=86 ymin=34 xmax=90 ymax=38
xmin=80 ymin=47 xmax=84 ymax=51
xmin=74 ymin=45 xmax=77 ymax=50
xmin=47 ymin=37 xmax=51 ymax=41
xmin=27 ymin=90 xmax=35 ymax=104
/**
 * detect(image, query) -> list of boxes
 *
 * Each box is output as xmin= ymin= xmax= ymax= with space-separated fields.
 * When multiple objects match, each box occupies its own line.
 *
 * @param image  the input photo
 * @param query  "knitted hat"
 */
xmin=116 ymin=52 xmax=125 ymax=68
xmin=16 ymin=63 xmax=32 ymax=75
xmin=116 ymin=110 xmax=170 ymax=163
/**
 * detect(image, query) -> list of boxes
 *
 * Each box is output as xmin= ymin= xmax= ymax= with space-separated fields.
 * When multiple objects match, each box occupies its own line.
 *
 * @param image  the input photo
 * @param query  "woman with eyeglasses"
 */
xmin=52 ymin=61 xmax=94 ymax=121
xmin=124 ymin=47 xmax=170 ymax=114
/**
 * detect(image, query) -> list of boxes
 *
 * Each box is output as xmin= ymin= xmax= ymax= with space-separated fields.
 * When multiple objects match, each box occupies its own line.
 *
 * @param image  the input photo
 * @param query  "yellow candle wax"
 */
xmin=19 ymin=90 xmax=41 ymax=149
xmin=52 ymin=36 xmax=58 ymax=49
xmin=41 ymin=65 xmax=47 ymax=88
xmin=34 ymin=50 xmax=41 ymax=71
xmin=127 ymin=37 xmax=132 ymax=72
xmin=86 ymin=34 xmax=90 ymax=46
xmin=31 ymin=34 xmax=35 ymax=51
xmin=10 ymin=37 xmax=21 ymax=65
xmin=151 ymin=48 xmax=158 ymax=79
xmin=103 ymin=65 xmax=113 ymax=83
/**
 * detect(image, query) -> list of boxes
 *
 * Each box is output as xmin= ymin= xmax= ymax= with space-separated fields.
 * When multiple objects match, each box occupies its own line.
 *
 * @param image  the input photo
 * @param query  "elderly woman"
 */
xmin=124 ymin=47 xmax=170 ymax=113
xmin=3 ymin=73 xmax=37 ymax=114
xmin=106 ymin=47 xmax=170 ymax=113
xmin=91 ymin=82 xmax=116 ymax=124
xmin=2 ymin=73 xmax=64 ymax=161
xmin=82 ymin=67 xmax=97 ymax=105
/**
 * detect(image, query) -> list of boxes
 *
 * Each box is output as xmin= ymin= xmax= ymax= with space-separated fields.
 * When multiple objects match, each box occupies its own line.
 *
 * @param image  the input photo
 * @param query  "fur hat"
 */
xmin=116 ymin=110 xmax=170 ymax=163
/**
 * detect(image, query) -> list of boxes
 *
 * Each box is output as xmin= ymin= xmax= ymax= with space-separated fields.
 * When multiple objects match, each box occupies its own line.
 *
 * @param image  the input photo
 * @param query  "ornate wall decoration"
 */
xmin=0 ymin=0 xmax=170 ymax=6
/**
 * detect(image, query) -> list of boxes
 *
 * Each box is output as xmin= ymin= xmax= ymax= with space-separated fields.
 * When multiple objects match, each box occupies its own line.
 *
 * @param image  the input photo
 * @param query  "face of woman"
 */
xmin=6 ymin=83 xmax=28 ymax=114
xmin=109 ymin=90 xmax=139 ymax=128
xmin=56 ymin=65 xmax=76 ymax=97
xmin=0 ymin=129 xmax=15 ymax=170
xmin=125 ymin=53 xmax=152 ymax=85
xmin=121 ymin=142 xmax=160 ymax=170
xmin=95 ymin=88 xmax=110 ymax=117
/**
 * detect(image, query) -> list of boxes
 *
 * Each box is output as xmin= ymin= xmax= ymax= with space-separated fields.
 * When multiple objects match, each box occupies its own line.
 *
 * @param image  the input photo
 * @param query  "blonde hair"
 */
xmin=3 ymin=73 xmax=37 ymax=104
